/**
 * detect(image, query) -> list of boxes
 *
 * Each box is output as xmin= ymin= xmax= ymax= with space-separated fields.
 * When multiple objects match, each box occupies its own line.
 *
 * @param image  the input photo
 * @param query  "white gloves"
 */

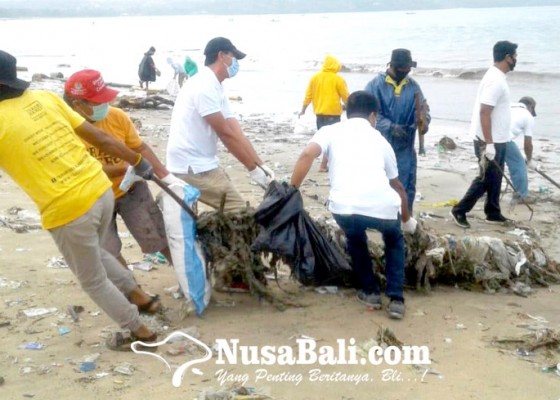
xmin=484 ymin=143 xmax=496 ymax=160
xmin=259 ymin=164 xmax=275 ymax=180
xmin=119 ymin=165 xmax=144 ymax=192
xmin=526 ymin=160 xmax=538 ymax=171
xmin=249 ymin=165 xmax=275 ymax=189
xmin=402 ymin=217 xmax=418 ymax=234
xmin=161 ymin=173 xmax=184 ymax=186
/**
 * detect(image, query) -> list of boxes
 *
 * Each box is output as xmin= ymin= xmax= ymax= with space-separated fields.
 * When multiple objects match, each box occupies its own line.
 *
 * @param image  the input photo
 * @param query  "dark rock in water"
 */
xmin=31 ymin=73 xmax=50 ymax=81
xmin=50 ymin=72 xmax=64 ymax=79
xmin=458 ymin=71 xmax=477 ymax=80
xmin=432 ymin=71 xmax=443 ymax=78
xmin=439 ymin=136 xmax=457 ymax=150
xmin=339 ymin=64 xmax=351 ymax=72
xmin=16 ymin=66 xmax=28 ymax=72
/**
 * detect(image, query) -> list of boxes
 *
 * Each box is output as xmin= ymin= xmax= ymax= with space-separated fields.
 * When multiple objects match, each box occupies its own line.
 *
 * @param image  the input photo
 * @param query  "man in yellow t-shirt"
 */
xmin=64 ymin=69 xmax=182 ymax=268
xmin=0 ymin=50 xmax=159 ymax=350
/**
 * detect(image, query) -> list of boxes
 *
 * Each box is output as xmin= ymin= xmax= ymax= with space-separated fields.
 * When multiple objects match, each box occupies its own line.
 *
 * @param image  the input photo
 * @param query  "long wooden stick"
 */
xmin=535 ymin=168 xmax=560 ymax=190
xmin=151 ymin=176 xmax=197 ymax=221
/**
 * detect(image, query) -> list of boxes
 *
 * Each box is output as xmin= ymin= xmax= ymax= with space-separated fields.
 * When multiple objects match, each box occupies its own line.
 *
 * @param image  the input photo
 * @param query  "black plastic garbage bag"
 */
xmin=252 ymin=181 xmax=352 ymax=285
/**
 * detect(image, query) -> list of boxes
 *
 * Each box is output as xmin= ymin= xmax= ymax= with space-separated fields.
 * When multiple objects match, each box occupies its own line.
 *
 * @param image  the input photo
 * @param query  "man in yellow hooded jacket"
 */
xmin=299 ymin=55 xmax=349 ymax=172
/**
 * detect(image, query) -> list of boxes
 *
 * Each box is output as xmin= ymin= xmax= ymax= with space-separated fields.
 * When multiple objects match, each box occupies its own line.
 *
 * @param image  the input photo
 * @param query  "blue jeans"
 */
xmin=333 ymin=213 xmax=405 ymax=302
xmin=505 ymin=141 xmax=528 ymax=198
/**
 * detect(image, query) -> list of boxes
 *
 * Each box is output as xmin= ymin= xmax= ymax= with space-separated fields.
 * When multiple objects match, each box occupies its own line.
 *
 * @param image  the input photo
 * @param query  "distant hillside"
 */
xmin=1 ymin=0 xmax=559 ymax=18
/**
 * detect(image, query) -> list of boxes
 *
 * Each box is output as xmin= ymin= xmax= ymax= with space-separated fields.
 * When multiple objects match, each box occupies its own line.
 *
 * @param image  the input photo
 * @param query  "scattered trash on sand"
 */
xmin=47 ymin=256 xmax=68 ymax=269
xmin=18 ymin=342 xmax=45 ymax=350
xmin=113 ymin=362 xmax=134 ymax=376
xmin=22 ymin=307 xmax=57 ymax=318
xmin=198 ymin=386 xmax=272 ymax=400
xmin=128 ymin=261 xmax=153 ymax=272
xmin=490 ymin=328 xmax=560 ymax=372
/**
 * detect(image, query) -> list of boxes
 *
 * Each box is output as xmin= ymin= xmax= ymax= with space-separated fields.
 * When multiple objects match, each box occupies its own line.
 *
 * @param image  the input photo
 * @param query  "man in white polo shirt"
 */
xmin=167 ymin=37 xmax=274 ymax=211
xmin=506 ymin=96 xmax=537 ymax=204
xmin=291 ymin=91 xmax=417 ymax=320
xmin=451 ymin=40 xmax=518 ymax=228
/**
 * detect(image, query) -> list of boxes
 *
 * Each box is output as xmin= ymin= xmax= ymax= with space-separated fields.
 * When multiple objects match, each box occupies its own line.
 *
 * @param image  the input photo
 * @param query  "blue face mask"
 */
xmin=89 ymin=103 xmax=109 ymax=121
xmin=226 ymin=57 xmax=239 ymax=78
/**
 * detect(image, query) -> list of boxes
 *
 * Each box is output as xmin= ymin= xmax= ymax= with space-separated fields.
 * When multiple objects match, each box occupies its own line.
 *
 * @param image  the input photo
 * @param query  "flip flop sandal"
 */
xmin=106 ymin=331 xmax=158 ymax=352
xmin=137 ymin=295 xmax=162 ymax=314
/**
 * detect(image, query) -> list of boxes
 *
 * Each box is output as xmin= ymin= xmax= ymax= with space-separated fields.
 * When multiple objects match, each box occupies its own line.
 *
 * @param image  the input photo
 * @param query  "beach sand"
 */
xmin=1 ymin=90 xmax=560 ymax=399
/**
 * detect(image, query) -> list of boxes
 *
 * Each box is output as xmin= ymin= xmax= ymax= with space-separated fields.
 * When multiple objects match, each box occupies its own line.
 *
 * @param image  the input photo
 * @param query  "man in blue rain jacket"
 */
xmin=365 ymin=49 xmax=430 ymax=213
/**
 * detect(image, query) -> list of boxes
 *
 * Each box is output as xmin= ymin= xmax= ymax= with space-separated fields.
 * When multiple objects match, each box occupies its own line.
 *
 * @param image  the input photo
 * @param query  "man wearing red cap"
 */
xmin=64 ymin=69 xmax=181 ymax=270
xmin=167 ymin=37 xmax=275 ymax=211
xmin=0 ymin=50 xmax=158 ymax=350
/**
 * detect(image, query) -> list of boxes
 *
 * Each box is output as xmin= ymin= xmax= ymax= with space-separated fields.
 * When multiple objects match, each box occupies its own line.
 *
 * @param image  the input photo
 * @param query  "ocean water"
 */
xmin=2 ymin=5 xmax=559 ymax=137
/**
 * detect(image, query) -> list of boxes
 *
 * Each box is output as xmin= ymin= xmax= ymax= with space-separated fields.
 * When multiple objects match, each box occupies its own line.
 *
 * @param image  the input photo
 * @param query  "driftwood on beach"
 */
xmin=115 ymin=95 xmax=174 ymax=109
xmin=195 ymin=208 xmax=560 ymax=307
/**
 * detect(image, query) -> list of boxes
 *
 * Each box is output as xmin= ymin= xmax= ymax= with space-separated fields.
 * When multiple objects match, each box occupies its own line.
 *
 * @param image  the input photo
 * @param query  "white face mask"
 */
xmin=224 ymin=57 xmax=240 ymax=78
xmin=89 ymin=102 xmax=109 ymax=121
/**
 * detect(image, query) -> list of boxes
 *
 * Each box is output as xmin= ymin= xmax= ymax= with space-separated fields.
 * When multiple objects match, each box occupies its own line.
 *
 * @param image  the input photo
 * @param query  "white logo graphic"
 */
xmin=131 ymin=331 xmax=213 ymax=387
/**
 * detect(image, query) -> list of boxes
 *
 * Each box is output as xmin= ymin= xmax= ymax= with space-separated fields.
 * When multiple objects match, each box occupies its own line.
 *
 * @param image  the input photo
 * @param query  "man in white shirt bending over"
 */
xmin=506 ymin=96 xmax=537 ymax=204
xmin=167 ymin=37 xmax=274 ymax=211
xmin=291 ymin=90 xmax=417 ymax=320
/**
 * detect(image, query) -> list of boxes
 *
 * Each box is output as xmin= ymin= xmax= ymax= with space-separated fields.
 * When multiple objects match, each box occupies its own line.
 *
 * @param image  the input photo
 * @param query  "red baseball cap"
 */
xmin=64 ymin=69 xmax=118 ymax=103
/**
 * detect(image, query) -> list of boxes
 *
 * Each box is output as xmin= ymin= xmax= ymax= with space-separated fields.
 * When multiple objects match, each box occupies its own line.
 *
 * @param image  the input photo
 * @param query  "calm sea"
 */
xmin=2 ymin=5 xmax=559 ymax=137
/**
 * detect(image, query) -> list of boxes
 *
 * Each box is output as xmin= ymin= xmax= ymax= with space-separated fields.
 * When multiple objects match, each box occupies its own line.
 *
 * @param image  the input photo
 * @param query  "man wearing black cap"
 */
xmin=450 ymin=41 xmax=518 ymax=228
xmin=365 ymin=49 xmax=430 ymax=214
xmin=167 ymin=37 xmax=275 ymax=211
xmin=506 ymin=96 xmax=537 ymax=204
xmin=0 ymin=50 xmax=159 ymax=350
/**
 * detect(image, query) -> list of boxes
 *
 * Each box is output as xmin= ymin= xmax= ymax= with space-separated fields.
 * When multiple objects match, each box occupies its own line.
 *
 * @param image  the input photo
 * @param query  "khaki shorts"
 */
xmin=103 ymin=180 xmax=168 ymax=257
xmin=175 ymin=167 xmax=246 ymax=212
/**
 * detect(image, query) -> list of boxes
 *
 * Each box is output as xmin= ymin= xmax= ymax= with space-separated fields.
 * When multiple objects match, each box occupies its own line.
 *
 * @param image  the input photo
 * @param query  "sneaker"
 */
xmin=387 ymin=300 xmax=405 ymax=320
xmin=356 ymin=291 xmax=382 ymax=309
xmin=449 ymin=209 xmax=470 ymax=229
xmin=485 ymin=214 xmax=512 ymax=225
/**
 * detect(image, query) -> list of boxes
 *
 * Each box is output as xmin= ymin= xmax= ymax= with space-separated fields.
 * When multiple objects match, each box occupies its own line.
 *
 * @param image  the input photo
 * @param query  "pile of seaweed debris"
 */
xmin=195 ymin=209 xmax=560 ymax=308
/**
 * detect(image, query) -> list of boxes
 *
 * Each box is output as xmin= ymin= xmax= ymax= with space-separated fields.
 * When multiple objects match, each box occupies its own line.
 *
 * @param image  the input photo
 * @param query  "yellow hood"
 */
xmin=321 ymin=55 xmax=341 ymax=73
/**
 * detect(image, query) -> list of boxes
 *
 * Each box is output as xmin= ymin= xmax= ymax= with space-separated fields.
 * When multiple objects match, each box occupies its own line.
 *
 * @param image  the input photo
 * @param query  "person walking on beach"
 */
xmin=167 ymin=57 xmax=188 ymax=88
xmin=167 ymin=37 xmax=275 ymax=211
xmin=138 ymin=46 xmax=160 ymax=90
xmin=506 ymin=96 xmax=537 ymax=204
xmin=64 ymin=69 xmax=182 ymax=270
xmin=299 ymin=55 xmax=349 ymax=172
xmin=291 ymin=91 xmax=418 ymax=319
xmin=0 ymin=50 xmax=159 ymax=349
xmin=450 ymin=40 xmax=518 ymax=228
xmin=364 ymin=49 xmax=430 ymax=214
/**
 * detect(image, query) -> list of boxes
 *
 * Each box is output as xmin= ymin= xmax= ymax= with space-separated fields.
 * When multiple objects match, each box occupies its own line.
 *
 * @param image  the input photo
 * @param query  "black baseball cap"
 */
xmin=390 ymin=48 xmax=417 ymax=68
xmin=204 ymin=37 xmax=246 ymax=60
xmin=519 ymin=96 xmax=537 ymax=117
xmin=0 ymin=50 xmax=30 ymax=90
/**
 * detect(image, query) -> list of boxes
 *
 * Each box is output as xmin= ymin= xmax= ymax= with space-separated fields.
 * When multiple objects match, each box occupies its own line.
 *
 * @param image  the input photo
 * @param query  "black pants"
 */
xmin=316 ymin=115 xmax=341 ymax=130
xmin=453 ymin=140 xmax=507 ymax=219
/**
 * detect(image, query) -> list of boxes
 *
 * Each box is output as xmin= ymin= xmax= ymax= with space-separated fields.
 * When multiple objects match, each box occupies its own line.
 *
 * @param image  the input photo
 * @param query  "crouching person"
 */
xmin=64 ymin=69 xmax=181 ymax=270
xmin=290 ymin=90 xmax=417 ymax=319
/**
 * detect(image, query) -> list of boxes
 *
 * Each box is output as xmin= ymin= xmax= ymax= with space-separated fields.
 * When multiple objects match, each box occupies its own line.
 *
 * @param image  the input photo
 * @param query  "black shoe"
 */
xmin=449 ymin=209 xmax=470 ymax=229
xmin=485 ymin=214 xmax=512 ymax=225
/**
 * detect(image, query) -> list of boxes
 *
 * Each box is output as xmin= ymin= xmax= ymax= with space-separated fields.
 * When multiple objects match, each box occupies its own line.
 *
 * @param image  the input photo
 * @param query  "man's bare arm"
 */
xmin=204 ymin=112 xmax=260 ymax=170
